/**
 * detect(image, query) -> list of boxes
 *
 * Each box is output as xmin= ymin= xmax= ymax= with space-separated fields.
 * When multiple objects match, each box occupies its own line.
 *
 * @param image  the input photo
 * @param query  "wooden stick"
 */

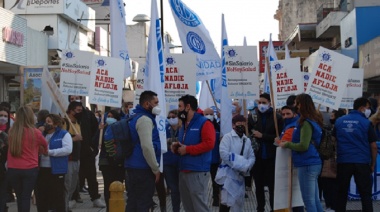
xmin=98 ymin=106 xmax=105 ymax=150
xmin=206 ymin=80 xmax=220 ymax=112
xmin=265 ymin=57 xmax=279 ymax=137
xmin=243 ymin=99 xmax=249 ymax=135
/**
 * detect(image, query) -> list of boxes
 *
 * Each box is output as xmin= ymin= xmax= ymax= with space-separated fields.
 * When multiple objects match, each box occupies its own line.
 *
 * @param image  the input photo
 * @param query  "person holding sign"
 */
xmin=215 ymin=115 xmax=255 ymax=211
xmin=333 ymin=97 xmax=377 ymax=212
xmin=250 ymin=93 xmax=283 ymax=212
xmin=278 ymin=94 xmax=324 ymax=212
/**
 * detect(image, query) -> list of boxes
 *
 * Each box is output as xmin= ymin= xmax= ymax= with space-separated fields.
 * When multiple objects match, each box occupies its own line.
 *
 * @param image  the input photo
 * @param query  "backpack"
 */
xmin=103 ymin=115 xmax=136 ymax=166
xmin=316 ymin=128 xmax=335 ymax=160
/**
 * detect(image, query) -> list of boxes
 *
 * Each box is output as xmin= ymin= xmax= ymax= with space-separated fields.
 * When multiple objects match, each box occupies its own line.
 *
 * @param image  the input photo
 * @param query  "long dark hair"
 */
xmin=296 ymin=94 xmax=323 ymax=128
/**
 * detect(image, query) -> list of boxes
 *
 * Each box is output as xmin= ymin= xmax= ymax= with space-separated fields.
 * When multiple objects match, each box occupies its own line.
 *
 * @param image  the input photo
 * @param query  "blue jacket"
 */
xmin=335 ymin=110 xmax=372 ymax=164
xmin=280 ymin=117 xmax=299 ymax=140
xmin=48 ymin=128 xmax=69 ymax=174
xmin=178 ymin=113 xmax=211 ymax=171
xmin=291 ymin=119 xmax=322 ymax=167
xmin=125 ymin=105 xmax=161 ymax=169
xmin=163 ymin=123 xmax=179 ymax=166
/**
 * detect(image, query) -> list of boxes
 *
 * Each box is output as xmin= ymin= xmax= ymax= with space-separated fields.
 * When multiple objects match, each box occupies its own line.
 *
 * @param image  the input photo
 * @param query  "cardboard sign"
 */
xmin=339 ymin=68 xmax=364 ymax=109
xmin=133 ymin=67 xmax=145 ymax=107
xmin=164 ymin=53 xmax=197 ymax=110
xmin=89 ymin=56 xmax=124 ymax=107
xmin=306 ymin=47 xmax=354 ymax=110
xmin=303 ymin=72 xmax=310 ymax=92
xmin=60 ymin=50 xmax=93 ymax=96
xmin=225 ymin=46 xmax=259 ymax=100
xmin=41 ymin=67 xmax=68 ymax=115
xmin=270 ymin=58 xmax=303 ymax=108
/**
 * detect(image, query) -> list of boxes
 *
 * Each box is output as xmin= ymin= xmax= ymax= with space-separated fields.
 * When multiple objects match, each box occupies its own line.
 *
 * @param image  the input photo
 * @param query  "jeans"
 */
xmin=297 ymin=164 xmax=323 ymax=212
xmin=163 ymin=164 xmax=181 ymax=212
xmin=125 ymin=168 xmax=155 ymax=212
xmin=100 ymin=165 xmax=125 ymax=211
xmin=7 ymin=167 xmax=39 ymax=212
xmin=336 ymin=163 xmax=373 ymax=212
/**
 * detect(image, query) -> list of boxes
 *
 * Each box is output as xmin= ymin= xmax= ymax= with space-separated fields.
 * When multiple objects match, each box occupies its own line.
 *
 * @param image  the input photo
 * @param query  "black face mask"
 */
xmin=44 ymin=123 xmax=54 ymax=133
xmin=330 ymin=119 xmax=335 ymax=125
xmin=178 ymin=109 xmax=188 ymax=122
xmin=235 ymin=125 xmax=245 ymax=137
xmin=74 ymin=112 xmax=82 ymax=119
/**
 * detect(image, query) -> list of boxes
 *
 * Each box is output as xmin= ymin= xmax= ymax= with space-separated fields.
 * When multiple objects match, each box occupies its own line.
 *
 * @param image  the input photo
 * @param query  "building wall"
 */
xmin=277 ymin=0 xmax=325 ymax=40
xmin=359 ymin=36 xmax=380 ymax=79
xmin=26 ymin=28 xmax=48 ymax=66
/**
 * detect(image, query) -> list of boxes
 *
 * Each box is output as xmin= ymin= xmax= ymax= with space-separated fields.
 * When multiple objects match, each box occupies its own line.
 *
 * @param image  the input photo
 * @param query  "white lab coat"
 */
xmin=215 ymin=129 xmax=255 ymax=211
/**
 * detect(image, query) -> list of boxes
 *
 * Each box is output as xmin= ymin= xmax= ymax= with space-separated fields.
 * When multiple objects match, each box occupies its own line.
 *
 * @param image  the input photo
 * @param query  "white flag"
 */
xmin=169 ymin=0 xmax=221 ymax=81
xmin=144 ymin=0 xmax=167 ymax=154
xmin=220 ymin=14 xmax=232 ymax=136
xmin=263 ymin=33 xmax=278 ymax=94
xmin=285 ymin=43 xmax=291 ymax=59
xmin=110 ymin=0 xmax=132 ymax=78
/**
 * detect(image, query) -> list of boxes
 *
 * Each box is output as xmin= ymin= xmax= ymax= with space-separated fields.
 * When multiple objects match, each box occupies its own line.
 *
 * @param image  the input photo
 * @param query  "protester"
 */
xmin=369 ymin=105 xmax=380 ymax=137
xmin=7 ymin=106 xmax=48 ymax=212
xmin=0 ymin=106 xmax=9 ymax=212
xmin=68 ymin=95 xmax=105 ymax=208
xmin=171 ymin=94 xmax=215 ymax=212
xmin=36 ymin=114 xmax=72 ymax=212
xmin=274 ymin=105 xmax=304 ymax=212
xmin=232 ymin=101 xmax=242 ymax=117
xmin=120 ymin=101 xmax=134 ymax=119
xmin=216 ymin=115 xmax=255 ymax=211
xmin=63 ymin=101 xmax=84 ymax=210
xmin=124 ymin=90 xmax=161 ymax=212
xmin=97 ymin=109 xmax=125 ymax=211
xmin=278 ymin=94 xmax=324 ymax=212
xmin=163 ymin=109 xmax=181 ymax=212
xmin=333 ymin=97 xmax=378 ymax=212
xmin=203 ymin=107 xmax=221 ymax=207
xmin=250 ymin=93 xmax=283 ymax=212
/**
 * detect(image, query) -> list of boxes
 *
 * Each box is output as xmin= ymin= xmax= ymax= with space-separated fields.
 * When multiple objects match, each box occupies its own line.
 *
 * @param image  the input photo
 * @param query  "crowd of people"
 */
xmin=0 ymin=91 xmax=379 ymax=212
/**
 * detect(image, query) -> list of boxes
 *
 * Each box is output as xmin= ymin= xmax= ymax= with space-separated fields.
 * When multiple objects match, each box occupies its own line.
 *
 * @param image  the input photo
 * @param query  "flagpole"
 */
xmin=160 ymin=0 xmax=164 ymax=41
xmin=206 ymin=80 xmax=219 ymax=112
xmin=265 ymin=57 xmax=279 ymax=137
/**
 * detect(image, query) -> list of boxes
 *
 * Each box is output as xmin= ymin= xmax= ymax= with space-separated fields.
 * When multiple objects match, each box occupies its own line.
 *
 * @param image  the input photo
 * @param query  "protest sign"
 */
xmin=306 ymin=47 xmax=354 ymax=110
xmin=303 ymin=72 xmax=310 ymax=92
xmin=225 ymin=46 xmax=259 ymax=100
xmin=164 ymin=53 xmax=197 ymax=110
xmin=41 ymin=67 xmax=68 ymax=115
xmin=270 ymin=58 xmax=303 ymax=108
xmin=89 ymin=56 xmax=124 ymax=107
xmin=339 ymin=68 xmax=364 ymax=109
xmin=60 ymin=50 xmax=93 ymax=96
xmin=133 ymin=67 xmax=145 ymax=107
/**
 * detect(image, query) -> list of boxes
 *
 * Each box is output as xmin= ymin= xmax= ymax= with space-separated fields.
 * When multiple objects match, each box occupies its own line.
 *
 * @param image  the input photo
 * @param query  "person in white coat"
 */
xmin=215 ymin=115 xmax=255 ymax=212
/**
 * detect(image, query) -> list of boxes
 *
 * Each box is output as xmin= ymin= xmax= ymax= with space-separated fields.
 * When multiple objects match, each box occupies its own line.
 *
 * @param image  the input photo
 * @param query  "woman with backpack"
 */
xmin=97 ymin=109 xmax=125 ymax=211
xmin=7 ymin=106 xmax=48 ymax=212
xmin=35 ymin=114 xmax=72 ymax=212
xmin=278 ymin=94 xmax=324 ymax=212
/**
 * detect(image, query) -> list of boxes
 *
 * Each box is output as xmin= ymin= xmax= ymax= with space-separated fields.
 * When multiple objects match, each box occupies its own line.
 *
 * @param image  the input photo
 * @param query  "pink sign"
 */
xmin=2 ymin=27 xmax=24 ymax=47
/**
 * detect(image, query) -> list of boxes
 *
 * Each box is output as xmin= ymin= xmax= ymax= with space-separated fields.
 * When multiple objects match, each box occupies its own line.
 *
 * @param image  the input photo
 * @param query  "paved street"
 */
xmin=6 ymin=171 xmax=380 ymax=211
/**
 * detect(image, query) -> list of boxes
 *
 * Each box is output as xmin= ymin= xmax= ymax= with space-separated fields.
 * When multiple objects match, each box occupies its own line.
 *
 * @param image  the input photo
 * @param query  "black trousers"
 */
xmin=100 ymin=165 xmax=125 ymax=211
xmin=35 ymin=167 xmax=65 ymax=212
xmin=252 ymin=158 xmax=275 ymax=212
xmin=210 ymin=163 xmax=220 ymax=202
xmin=336 ymin=163 xmax=373 ymax=212
xmin=79 ymin=152 xmax=100 ymax=201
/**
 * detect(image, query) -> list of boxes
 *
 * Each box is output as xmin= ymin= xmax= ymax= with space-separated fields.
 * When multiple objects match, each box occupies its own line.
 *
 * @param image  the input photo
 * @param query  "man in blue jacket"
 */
xmin=333 ymin=97 xmax=378 ymax=212
xmin=125 ymin=90 xmax=161 ymax=212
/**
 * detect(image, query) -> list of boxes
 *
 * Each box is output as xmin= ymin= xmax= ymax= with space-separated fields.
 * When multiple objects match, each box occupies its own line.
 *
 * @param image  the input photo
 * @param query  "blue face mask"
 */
xmin=106 ymin=117 xmax=117 ymax=125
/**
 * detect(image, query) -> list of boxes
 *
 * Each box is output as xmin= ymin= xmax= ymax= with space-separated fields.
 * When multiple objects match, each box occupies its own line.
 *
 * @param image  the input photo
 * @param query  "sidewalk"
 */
xmin=6 ymin=171 xmax=380 ymax=211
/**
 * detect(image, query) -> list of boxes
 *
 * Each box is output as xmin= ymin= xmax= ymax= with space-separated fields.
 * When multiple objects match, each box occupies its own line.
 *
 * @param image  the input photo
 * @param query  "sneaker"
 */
xmin=69 ymin=200 xmax=76 ymax=209
xmin=93 ymin=198 xmax=106 ymax=208
xmin=325 ymin=208 xmax=335 ymax=212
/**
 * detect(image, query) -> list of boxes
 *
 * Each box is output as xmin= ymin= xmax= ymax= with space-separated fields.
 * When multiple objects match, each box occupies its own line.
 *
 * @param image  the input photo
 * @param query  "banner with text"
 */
xmin=89 ymin=56 xmax=124 ymax=107
xmin=133 ymin=68 xmax=145 ymax=107
xmin=339 ymin=68 xmax=364 ymax=109
xmin=41 ymin=67 xmax=68 ymax=115
xmin=270 ymin=58 xmax=303 ymax=108
xmin=225 ymin=46 xmax=259 ymax=100
xmin=303 ymin=72 xmax=310 ymax=92
xmin=60 ymin=50 xmax=93 ymax=96
xmin=165 ymin=53 xmax=197 ymax=110
xmin=306 ymin=47 xmax=354 ymax=110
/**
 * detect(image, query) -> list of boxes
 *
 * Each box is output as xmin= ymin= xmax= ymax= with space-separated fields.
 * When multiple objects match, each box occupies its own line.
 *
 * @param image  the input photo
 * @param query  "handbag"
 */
xmin=320 ymin=157 xmax=337 ymax=178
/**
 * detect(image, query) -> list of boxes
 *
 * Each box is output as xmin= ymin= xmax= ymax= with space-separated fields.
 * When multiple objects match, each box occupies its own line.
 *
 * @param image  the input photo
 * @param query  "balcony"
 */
xmin=316 ymin=11 xmax=348 ymax=38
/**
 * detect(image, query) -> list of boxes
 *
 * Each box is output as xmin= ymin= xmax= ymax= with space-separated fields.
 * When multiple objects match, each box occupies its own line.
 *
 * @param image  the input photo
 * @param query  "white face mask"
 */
xmin=168 ymin=117 xmax=178 ymax=126
xmin=0 ymin=117 xmax=7 ymax=125
xmin=205 ymin=115 xmax=214 ymax=122
xmin=129 ymin=108 xmax=135 ymax=115
xmin=106 ymin=117 xmax=117 ymax=125
xmin=152 ymin=106 xmax=161 ymax=115
xmin=364 ymin=108 xmax=371 ymax=118
xmin=258 ymin=104 xmax=269 ymax=113
xmin=75 ymin=99 xmax=81 ymax=103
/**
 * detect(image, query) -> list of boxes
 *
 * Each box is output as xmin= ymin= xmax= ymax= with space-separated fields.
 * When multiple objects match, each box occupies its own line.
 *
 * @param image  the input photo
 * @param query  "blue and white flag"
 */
xmin=220 ymin=14 xmax=232 ymax=136
xmin=169 ymin=0 xmax=221 ymax=81
xmin=110 ymin=0 xmax=132 ymax=78
xmin=144 ymin=0 xmax=167 ymax=154
xmin=263 ymin=34 xmax=278 ymax=94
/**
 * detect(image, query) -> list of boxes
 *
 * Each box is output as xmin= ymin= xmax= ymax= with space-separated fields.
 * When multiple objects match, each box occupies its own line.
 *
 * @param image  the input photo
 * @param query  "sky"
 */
xmin=123 ymin=0 xmax=280 ymax=53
